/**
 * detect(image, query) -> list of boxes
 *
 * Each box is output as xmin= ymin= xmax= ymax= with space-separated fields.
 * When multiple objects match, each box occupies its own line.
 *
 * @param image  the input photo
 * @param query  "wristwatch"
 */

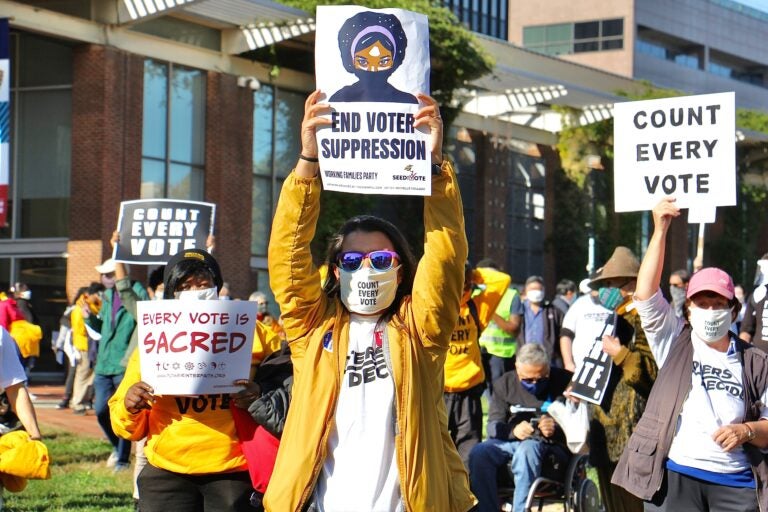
xmin=431 ymin=162 xmax=443 ymax=175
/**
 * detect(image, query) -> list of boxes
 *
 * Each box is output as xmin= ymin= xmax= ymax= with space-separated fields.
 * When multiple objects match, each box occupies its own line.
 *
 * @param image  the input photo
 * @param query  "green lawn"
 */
xmin=3 ymin=427 xmax=134 ymax=512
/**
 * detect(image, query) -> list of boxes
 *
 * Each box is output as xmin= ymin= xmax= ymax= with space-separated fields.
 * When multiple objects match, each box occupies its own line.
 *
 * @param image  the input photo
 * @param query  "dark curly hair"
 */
xmin=323 ymin=215 xmax=416 ymax=321
xmin=337 ymin=11 xmax=408 ymax=77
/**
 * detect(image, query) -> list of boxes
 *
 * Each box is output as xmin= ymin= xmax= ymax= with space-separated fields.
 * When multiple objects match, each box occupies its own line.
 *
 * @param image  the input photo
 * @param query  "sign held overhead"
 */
xmin=613 ymin=92 xmax=735 ymax=222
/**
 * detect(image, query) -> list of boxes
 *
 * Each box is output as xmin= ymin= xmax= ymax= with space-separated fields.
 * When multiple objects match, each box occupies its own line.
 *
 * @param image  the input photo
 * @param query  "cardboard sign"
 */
xmin=114 ymin=199 xmax=215 ymax=264
xmin=613 ymin=92 xmax=736 ymax=222
xmin=569 ymin=314 xmax=615 ymax=405
xmin=137 ymin=300 xmax=256 ymax=395
xmin=315 ymin=6 xmax=432 ymax=196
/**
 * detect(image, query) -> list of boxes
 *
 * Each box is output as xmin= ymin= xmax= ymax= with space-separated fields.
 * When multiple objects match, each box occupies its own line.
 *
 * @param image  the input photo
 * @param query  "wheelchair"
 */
xmin=496 ymin=449 xmax=603 ymax=512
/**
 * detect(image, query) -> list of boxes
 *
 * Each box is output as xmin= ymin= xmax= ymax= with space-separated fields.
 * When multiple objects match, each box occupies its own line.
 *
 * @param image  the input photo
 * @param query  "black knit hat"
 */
xmin=164 ymin=249 xmax=223 ymax=292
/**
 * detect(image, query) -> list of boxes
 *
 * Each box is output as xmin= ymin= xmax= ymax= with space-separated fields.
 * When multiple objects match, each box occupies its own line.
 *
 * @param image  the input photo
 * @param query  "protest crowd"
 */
xmin=0 ymin=7 xmax=767 ymax=512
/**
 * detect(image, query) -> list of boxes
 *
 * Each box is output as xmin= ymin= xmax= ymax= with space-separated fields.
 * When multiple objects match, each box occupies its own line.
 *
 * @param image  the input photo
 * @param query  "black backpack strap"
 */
xmin=467 ymin=298 xmax=482 ymax=333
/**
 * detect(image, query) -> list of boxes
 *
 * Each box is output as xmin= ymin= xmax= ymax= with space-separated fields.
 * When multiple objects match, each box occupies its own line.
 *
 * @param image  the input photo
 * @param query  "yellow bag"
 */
xmin=9 ymin=320 xmax=43 ymax=358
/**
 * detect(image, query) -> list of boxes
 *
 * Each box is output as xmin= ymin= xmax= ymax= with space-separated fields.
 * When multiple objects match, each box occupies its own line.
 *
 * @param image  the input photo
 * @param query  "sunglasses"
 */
xmin=520 ymin=376 xmax=548 ymax=384
xmin=337 ymin=250 xmax=399 ymax=272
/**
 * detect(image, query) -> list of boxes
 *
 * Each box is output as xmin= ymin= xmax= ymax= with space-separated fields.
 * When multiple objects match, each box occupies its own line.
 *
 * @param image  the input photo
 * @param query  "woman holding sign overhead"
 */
xmin=108 ymin=249 xmax=281 ymax=512
xmin=612 ymin=198 xmax=768 ymax=512
xmin=264 ymin=90 xmax=476 ymax=512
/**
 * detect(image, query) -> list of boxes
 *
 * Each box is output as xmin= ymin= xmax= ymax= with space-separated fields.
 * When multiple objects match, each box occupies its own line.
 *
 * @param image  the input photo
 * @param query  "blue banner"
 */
xmin=0 ymin=18 xmax=9 ymax=225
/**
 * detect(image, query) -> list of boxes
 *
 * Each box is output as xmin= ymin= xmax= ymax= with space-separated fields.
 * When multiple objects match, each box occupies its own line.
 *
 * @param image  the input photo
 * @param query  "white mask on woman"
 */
xmin=689 ymin=307 xmax=731 ymax=343
xmin=175 ymin=287 xmax=218 ymax=301
xmin=339 ymin=266 xmax=399 ymax=315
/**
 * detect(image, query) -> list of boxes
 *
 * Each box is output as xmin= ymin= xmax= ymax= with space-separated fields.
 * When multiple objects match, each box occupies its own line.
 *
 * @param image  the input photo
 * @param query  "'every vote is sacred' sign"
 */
xmin=137 ymin=300 xmax=256 ymax=395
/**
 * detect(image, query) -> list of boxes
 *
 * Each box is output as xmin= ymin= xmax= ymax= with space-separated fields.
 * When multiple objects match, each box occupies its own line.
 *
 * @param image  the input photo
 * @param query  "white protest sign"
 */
xmin=613 ymin=92 xmax=736 ymax=222
xmin=315 ymin=6 xmax=432 ymax=196
xmin=114 ymin=199 xmax=215 ymax=264
xmin=569 ymin=315 xmax=615 ymax=405
xmin=137 ymin=300 xmax=256 ymax=395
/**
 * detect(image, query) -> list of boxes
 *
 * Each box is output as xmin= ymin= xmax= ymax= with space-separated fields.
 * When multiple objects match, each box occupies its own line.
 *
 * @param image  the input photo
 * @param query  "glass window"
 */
xmin=523 ymin=27 xmax=545 ymax=45
xmin=170 ymin=67 xmax=205 ymax=165
xmin=574 ymin=21 xmax=599 ymax=40
xmin=253 ymin=86 xmax=274 ymax=177
xmin=545 ymin=24 xmax=571 ymax=43
xmin=251 ymin=86 xmax=304 ymax=256
xmin=602 ymin=39 xmax=623 ymax=50
xmin=142 ymin=60 xmax=167 ymax=159
xmin=11 ymin=33 xmax=73 ymax=239
xmin=574 ymin=41 xmax=599 ymax=53
xmin=18 ymin=33 xmax=73 ymax=87
xmin=141 ymin=60 xmax=205 ymax=201
xmin=602 ymin=18 xmax=623 ymax=37
xmin=544 ymin=44 xmax=571 ymax=56
xmin=251 ymin=177 xmax=271 ymax=256
xmin=274 ymin=91 xmax=304 ymax=179
xmin=16 ymin=90 xmax=71 ymax=237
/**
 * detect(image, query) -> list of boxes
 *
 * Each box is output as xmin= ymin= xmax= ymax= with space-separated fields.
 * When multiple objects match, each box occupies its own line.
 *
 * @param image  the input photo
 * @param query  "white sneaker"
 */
xmin=106 ymin=452 xmax=119 ymax=468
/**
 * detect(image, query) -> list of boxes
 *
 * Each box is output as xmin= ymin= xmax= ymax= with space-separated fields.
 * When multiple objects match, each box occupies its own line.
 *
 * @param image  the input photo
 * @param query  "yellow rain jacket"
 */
xmin=108 ymin=321 xmax=280 ymax=474
xmin=263 ymin=161 xmax=476 ymax=512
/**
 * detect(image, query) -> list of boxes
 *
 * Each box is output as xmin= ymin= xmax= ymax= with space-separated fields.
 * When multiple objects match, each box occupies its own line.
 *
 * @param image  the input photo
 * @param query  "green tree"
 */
xmin=553 ymin=82 xmax=768 ymax=282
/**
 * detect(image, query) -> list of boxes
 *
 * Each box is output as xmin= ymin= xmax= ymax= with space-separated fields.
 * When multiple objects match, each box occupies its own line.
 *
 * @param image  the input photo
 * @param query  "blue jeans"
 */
xmin=94 ymin=373 xmax=131 ymax=464
xmin=469 ymin=438 xmax=545 ymax=512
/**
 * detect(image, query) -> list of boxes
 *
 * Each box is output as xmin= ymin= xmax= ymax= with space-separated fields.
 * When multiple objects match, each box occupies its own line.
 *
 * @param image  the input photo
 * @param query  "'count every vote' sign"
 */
xmin=613 ymin=92 xmax=735 ymax=222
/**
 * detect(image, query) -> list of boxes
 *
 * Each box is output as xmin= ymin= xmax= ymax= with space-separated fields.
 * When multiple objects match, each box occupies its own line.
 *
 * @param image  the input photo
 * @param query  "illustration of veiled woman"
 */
xmin=330 ymin=11 xmax=418 ymax=104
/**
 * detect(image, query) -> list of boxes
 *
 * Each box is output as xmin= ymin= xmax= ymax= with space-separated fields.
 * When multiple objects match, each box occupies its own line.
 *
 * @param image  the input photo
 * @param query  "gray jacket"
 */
xmin=612 ymin=327 xmax=768 ymax=510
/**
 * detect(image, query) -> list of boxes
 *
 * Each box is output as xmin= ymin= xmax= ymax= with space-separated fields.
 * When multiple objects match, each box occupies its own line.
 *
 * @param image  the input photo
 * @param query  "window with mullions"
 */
xmin=141 ymin=59 xmax=205 ymax=200
xmin=442 ymin=0 xmax=508 ymax=39
xmin=524 ymin=18 xmax=623 ymax=56
xmin=8 ymin=32 xmax=73 ymax=239
xmin=251 ymin=85 xmax=304 ymax=257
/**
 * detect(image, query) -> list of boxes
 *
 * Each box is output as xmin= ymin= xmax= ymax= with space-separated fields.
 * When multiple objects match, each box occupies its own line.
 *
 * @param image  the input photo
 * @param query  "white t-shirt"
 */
xmin=0 ymin=328 xmax=27 ymax=391
xmin=561 ymin=294 xmax=612 ymax=369
xmin=316 ymin=315 xmax=402 ymax=512
xmin=634 ymin=291 xmax=768 ymax=473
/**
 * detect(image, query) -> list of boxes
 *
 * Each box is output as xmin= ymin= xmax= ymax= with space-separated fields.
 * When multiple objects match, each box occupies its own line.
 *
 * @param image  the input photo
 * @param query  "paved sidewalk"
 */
xmin=28 ymin=384 xmax=104 ymax=439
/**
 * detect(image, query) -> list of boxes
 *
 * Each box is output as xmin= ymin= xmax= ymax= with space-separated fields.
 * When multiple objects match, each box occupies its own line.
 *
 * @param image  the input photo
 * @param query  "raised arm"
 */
xmin=635 ymin=198 xmax=680 ymax=301
xmin=410 ymin=94 xmax=468 ymax=347
xmin=268 ymin=91 xmax=332 ymax=347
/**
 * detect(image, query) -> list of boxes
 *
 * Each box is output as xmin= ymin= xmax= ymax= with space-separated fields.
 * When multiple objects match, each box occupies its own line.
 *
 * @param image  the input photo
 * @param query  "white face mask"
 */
xmin=339 ymin=265 xmax=399 ymax=315
xmin=689 ymin=307 xmax=731 ymax=343
xmin=174 ymin=287 xmax=218 ymax=301
xmin=527 ymin=289 xmax=545 ymax=304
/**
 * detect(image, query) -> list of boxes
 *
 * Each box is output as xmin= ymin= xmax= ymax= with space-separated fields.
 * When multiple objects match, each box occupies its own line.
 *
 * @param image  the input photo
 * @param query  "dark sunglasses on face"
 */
xmin=520 ymin=376 xmax=548 ymax=384
xmin=337 ymin=250 xmax=400 ymax=272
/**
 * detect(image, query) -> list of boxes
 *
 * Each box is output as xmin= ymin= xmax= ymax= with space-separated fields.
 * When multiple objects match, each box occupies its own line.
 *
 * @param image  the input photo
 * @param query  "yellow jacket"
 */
xmin=264 ymin=161 xmax=476 ymax=512
xmin=108 ymin=321 xmax=280 ymax=475
xmin=70 ymin=300 xmax=93 ymax=352
xmin=444 ymin=267 xmax=511 ymax=392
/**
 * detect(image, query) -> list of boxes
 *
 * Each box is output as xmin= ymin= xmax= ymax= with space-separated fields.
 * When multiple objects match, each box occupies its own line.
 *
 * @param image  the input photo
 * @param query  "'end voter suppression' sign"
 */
xmin=137 ymin=300 xmax=256 ymax=395
xmin=613 ymin=92 xmax=735 ymax=214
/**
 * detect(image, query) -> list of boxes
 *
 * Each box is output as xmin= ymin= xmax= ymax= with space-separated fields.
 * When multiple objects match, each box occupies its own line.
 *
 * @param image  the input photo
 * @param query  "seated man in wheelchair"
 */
xmin=469 ymin=343 xmax=572 ymax=512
